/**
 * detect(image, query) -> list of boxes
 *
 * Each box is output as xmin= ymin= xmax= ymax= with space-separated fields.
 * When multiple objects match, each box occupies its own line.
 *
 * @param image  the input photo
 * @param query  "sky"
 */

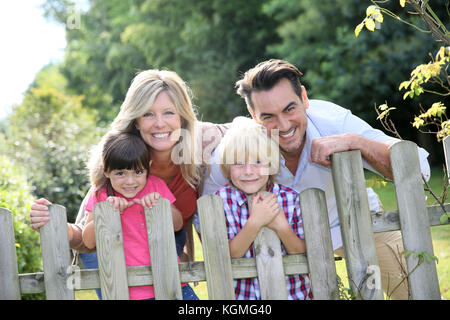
xmin=0 ymin=0 xmax=67 ymax=120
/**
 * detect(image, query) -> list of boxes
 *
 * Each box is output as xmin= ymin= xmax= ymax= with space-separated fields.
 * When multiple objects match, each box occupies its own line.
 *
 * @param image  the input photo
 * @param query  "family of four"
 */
xmin=29 ymin=59 xmax=430 ymax=300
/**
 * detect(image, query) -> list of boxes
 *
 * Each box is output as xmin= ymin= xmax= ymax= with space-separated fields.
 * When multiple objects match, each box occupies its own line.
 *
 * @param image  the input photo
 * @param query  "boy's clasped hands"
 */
xmin=249 ymin=192 xmax=288 ymax=233
xmin=106 ymin=192 xmax=161 ymax=213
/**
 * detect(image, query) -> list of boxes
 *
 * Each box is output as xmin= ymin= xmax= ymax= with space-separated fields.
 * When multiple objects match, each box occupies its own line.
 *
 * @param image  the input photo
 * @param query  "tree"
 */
xmin=42 ymin=0 xmax=279 ymax=124
xmin=4 ymin=66 xmax=102 ymax=222
xmin=263 ymin=0 xmax=447 ymax=161
xmin=0 ymin=155 xmax=44 ymax=299
xmin=356 ymin=1 xmax=449 ymax=142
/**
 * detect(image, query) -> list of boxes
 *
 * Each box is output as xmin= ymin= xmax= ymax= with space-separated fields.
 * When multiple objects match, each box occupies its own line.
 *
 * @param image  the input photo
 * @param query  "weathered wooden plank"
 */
xmin=390 ymin=141 xmax=441 ymax=300
xmin=299 ymin=189 xmax=339 ymax=300
xmin=93 ymin=201 xmax=129 ymax=300
xmin=443 ymin=136 xmax=450 ymax=181
xmin=145 ymin=197 xmax=182 ymax=300
xmin=332 ymin=150 xmax=384 ymax=300
xmin=253 ymin=227 xmax=288 ymax=299
xmin=39 ymin=204 xmax=74 ymax=300
xmin=249 ymin=192 xmax=288 ymax=300
xmin=372 ymin=203 xmax=450 ymax=233
xmin=197 ymin=194 xmax=235 ymax=300
xmin=0 ymin=208 xmax=21 ymax=299
xmin=18 ymin=254 xmax=310 ymax=294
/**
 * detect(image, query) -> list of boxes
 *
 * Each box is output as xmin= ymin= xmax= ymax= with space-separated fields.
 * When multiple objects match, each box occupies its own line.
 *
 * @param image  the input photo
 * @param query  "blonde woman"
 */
xmin=29 ymin=69 xmax=229 ymax=291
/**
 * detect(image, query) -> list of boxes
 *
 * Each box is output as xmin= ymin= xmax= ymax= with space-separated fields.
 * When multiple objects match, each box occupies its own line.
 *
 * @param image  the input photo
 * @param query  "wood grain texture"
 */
xmin=197 ymin=194 xmax=235 ymax=300
xmin=332 ymin=150 xmax=383 ymax=300
xmin=0 ymin=208 xmax=21 ymax=299
xmin=145 ymin=197 xmax=182 ymax=300
xmin=39 ymin=204 xmax=74 ymax=300
xmin=390 ymin=141 xmax=441 ymax=300
xmin=300 ymin=188 xmax=339 ymax=300
xmin=93 ymin=201 xmax=129 ymax=300
xmin=249 ymin=192 xmax=288 ymax=300
xmin=18 ymin=254 xmax=310 ymax=294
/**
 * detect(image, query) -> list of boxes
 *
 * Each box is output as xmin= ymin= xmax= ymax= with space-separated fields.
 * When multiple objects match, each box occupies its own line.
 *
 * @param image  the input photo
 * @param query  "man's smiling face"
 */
xmin=249 ymin=78 xmax=309 ymax=157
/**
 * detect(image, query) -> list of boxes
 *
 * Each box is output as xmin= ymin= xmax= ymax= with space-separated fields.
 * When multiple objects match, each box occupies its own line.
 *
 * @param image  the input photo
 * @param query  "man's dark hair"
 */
xmin=235 ymin=59 xmax=304 ymax=109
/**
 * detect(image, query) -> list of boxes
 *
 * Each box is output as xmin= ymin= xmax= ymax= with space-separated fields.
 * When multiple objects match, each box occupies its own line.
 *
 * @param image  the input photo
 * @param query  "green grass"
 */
xmin=76 ymin=166 xmax=449 ymax=300
xmin=361 ymin=167 xmax=449 ymax=299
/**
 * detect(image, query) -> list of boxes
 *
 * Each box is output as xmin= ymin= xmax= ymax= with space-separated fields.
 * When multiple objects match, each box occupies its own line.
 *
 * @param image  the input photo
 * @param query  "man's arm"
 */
xmin=309 ymin=133 xmax=394 ymax=180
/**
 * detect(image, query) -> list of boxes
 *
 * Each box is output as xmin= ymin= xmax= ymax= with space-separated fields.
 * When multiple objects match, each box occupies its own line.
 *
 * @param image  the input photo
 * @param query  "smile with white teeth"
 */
xmin=152 ymin=132 xmax=170 ymax=139
xmin=280 ymin=128 xmax=296 ymax=138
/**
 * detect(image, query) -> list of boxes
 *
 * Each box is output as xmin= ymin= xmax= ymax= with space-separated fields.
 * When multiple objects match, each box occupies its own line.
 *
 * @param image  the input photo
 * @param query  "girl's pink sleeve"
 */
xmin=84 ymin=194 xmax=97 ymax=212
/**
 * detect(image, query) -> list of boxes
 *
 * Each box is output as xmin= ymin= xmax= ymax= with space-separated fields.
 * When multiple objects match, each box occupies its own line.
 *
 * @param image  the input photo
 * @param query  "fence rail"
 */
xmin=1 ymin=140 xmax=449 ymax=300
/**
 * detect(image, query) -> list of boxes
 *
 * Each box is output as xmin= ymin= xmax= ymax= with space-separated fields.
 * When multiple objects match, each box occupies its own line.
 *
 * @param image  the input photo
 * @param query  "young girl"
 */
xmin=216 ymin=117 xmax=312 ymax=300
xmin=82 ymin=131 xmax=198 ymax=300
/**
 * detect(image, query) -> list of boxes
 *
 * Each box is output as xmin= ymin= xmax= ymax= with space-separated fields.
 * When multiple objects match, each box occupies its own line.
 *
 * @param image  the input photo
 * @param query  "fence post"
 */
xmin=299 ymin=189 xmax=339 ymax=300
xmin=145 ymin=197 xmax=182 ymax=300
xmin=39 ymin=204 xmax=74 ymax=300
xmin=250 ymin=192 xmax=288 ymax=300
xmin=332 ymin=150 xmax=384 ymax=300
xmin=93 ymin=201 xmax=129 ymax=300
xmin=443 ymin=136 xmax=450 ymax=182
xmin=0 ymin=208 xmax=21 ymax=299
xmin=197 ymin=194 xmax=235 ymax=300
xmin=389 ymin=141 xmax=441 ymax=299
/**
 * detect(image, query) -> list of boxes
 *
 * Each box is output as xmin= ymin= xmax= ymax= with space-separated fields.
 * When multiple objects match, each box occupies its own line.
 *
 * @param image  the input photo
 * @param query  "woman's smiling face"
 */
xmin=135 ymin=90 xmax=182 ymax=153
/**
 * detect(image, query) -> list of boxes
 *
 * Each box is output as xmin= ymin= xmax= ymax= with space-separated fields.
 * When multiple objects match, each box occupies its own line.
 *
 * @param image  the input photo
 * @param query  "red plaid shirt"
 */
xmin=216 ymin=183 xmax=313 ymax=300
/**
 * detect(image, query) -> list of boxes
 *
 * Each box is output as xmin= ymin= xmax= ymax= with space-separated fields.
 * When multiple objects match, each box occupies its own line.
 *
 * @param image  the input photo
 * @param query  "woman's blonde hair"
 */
xmin=219 ymin=117 xmax=280 ymax=187
xmin=89 ymin=69 xmax=201 ymax=190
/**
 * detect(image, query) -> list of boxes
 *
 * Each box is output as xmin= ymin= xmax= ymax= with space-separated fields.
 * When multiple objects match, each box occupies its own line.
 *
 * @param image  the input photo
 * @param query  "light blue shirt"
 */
xmin=199 ymin=100 xmax=430 ymax=250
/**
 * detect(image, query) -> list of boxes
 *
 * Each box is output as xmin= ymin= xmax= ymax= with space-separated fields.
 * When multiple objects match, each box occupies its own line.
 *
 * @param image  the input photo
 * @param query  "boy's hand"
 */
xmin=249 ymin=193 xmax=280 ymax=229
xmin=134 ymin=192 xmax=160 ymax=209
xmin=266 ymin=207 xmax=289 ymax=233
xmin=106 ymin=196 xmax=132 ymax=213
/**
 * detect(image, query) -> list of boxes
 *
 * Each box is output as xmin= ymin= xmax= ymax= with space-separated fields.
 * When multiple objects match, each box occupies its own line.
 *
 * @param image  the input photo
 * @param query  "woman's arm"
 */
xmin=82 ymin=212 xmax=96 ymax=249
xmin=171 ymin=204 xmax=183 ymax=232
xmin=29 ymin=190 xmax=96 ymax=253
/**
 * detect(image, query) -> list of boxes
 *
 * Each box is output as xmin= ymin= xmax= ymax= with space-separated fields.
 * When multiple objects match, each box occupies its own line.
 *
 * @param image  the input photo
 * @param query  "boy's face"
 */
xmin=229 ymin=162 xmax=269 ymax=195
xmin=105 ymin=169 xmax=147 ymax=198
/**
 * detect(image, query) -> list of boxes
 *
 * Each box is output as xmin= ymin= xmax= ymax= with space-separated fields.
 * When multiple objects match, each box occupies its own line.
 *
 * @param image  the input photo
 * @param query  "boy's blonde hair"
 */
xmin=219 ymin=117 xmax=280 ymax=187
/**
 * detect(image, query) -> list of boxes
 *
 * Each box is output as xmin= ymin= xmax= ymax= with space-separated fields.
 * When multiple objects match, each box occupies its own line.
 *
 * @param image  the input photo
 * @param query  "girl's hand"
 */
xmin=134 ymin=192 xmax=160 ymax=209
xmin=106 ymin=196 xmax=132 ymax=213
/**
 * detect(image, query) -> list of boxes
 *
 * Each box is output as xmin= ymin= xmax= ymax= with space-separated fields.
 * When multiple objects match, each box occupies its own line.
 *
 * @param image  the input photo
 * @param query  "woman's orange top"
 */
xmin=152 ymin=162 xmax=198 ymax=228
xmin=167 ymin=169 xmax=198 ymax=227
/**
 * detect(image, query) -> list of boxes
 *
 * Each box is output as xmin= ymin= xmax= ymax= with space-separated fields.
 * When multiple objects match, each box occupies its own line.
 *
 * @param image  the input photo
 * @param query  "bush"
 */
xmin=0 ymin=155 xmax=44 ymax=299
xmin=4 ymin=84 xmax=103 ymax=222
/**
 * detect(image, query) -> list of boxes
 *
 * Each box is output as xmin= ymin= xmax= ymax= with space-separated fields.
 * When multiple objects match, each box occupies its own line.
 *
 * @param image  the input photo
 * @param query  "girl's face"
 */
xmin=105 ymin=168 xmax=147 ymax=198
xmin=135 ymin=91 xmax=182 ymax=154
xmin=229 ymin=161 xmax=269 ymax=195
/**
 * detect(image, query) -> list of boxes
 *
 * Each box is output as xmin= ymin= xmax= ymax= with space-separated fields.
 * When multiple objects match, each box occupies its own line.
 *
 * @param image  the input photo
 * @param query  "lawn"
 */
xmin=75 ymin=167 xmax=449 ymax=300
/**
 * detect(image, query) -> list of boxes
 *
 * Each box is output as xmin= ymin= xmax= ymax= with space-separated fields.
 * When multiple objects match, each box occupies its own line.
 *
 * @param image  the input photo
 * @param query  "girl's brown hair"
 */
xmin=96 ymin=131 xmax=150 ymax=198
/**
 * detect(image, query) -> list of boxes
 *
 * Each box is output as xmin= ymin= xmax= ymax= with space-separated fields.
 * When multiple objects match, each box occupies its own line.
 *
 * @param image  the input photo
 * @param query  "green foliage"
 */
xmin=42 ymin=0 xmax=279 ymax=124
xmin=263 ymin=0 xmax=446 ymax=145
xmin=0 ymin=155 xmax=44 ymax=299
xmin=3 ymin=67 xmax=103 ymax=222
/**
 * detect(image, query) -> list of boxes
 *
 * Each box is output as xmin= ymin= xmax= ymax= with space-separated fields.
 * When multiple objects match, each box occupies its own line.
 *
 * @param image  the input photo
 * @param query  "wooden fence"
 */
xmin=1 ymin=140 xmax=449 ymax=300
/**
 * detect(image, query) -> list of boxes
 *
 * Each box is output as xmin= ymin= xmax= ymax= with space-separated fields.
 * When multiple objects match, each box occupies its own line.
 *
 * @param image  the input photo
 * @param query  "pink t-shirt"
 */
xmin=85 ymin=174 xmax=182 ymax=300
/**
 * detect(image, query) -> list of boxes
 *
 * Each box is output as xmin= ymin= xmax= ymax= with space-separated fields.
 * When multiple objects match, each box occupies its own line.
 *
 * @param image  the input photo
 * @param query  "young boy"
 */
xmin=216 ymin=117 xmax=312 ymax=300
